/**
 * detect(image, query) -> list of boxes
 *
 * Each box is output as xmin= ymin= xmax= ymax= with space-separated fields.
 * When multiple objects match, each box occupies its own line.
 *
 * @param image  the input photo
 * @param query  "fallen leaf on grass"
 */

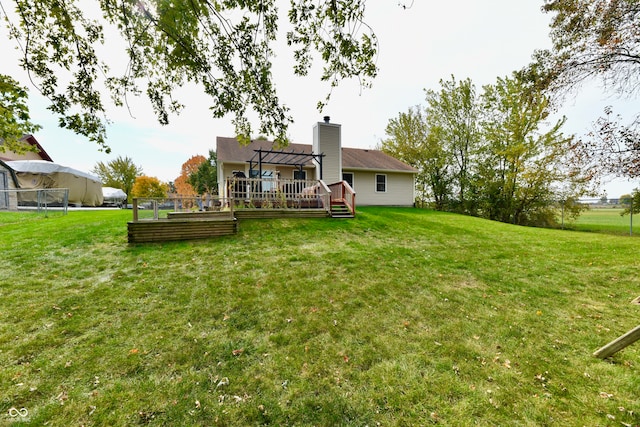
xmin=232 ymin=348 xmax=244 ymax=356
xmin=56 ymin=391 xmax=68 ymax=405
xmin=129 ymin=348 xmax=139 ymax=355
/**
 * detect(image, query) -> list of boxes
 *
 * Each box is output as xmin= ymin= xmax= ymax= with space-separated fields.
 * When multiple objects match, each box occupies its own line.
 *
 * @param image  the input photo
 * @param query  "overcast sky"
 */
xmin=3 ymin=0 xmax=638 ymax=196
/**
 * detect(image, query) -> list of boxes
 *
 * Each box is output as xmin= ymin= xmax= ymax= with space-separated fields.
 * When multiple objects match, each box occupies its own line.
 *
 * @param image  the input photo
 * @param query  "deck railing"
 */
xmin=225 ymin=177 xmax=330 ymax=212
xmin=131 ymin=196 xmax=234 ymax=222
xmin=130 ymin=180 xmax=334 ymax=222
xmin=328 ymin=181 xmax=356 ymax=216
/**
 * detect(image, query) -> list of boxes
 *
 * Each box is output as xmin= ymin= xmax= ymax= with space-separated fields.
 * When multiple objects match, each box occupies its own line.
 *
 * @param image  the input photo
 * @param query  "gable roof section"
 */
xmin=0 ymin=134 xmax=53 ymax=162
xmin=217 ymin=137 xmax=315 ymax=166
xmin=342 ymin=147 xmax=416 ymax=173
xmin=217 ymin=137 xmax=416 ymax=173
xmin=24 ymin=135 xmax=53 ymax=162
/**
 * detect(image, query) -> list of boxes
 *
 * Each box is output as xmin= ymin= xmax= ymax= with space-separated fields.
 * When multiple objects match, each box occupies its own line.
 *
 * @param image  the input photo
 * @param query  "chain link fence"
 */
xmin=0 ymin=188 xmax=69 ymax=217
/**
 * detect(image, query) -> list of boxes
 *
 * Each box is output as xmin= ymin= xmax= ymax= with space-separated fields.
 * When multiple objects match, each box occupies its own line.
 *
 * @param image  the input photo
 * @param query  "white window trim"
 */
xmin=375 ymin=174 xmax=387 ymax=193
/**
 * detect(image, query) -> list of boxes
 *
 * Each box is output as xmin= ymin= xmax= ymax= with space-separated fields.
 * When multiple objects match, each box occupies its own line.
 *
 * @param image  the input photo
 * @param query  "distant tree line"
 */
xmin=92 ymin=151 xmax=218 ymax=202
xmin=381 ymin=73 xmax=591 ymax=227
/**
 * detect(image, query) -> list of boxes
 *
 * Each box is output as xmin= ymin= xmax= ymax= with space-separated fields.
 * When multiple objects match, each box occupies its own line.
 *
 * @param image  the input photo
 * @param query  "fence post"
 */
xmin=133 ymin=198 xmax=139 ymax=222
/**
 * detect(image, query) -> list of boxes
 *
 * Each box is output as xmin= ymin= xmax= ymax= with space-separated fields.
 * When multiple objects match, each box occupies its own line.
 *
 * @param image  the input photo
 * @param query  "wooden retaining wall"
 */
xmin=128 ymin=218 xmax=237 ymax=243
xmin=128 ymin=209 xmax=328 ymax=243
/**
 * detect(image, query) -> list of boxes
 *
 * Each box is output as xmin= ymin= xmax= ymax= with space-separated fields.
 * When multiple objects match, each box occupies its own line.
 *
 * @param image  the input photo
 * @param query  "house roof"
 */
xmin=342 ymin=147 xmax=416 ymax=172
xmin=216 ymin=137 xmax=416 ymax=173
xmin=0 ymin=134 xmax=53 ymax=162
xmin=217 ymin=137 xmax=316 ymax=166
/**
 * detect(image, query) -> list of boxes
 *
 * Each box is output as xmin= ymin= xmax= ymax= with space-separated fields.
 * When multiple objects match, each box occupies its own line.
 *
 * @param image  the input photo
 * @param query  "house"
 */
xmin=0 ymin=134 xmax=54 ymax=162
xmin=0 ymin=159 xmax=20 ymax=210
xmin=216 ymin=118 xmax=417 ymax=206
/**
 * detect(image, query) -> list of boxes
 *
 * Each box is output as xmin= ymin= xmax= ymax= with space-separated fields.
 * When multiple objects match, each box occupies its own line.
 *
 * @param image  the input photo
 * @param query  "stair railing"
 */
xmin=327 ymin=180 xmax=356 ymax=216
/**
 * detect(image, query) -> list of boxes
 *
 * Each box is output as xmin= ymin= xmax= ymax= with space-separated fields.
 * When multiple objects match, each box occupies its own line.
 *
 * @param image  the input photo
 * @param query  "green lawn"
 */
xmin=1 ymin=207 xmax=639 ymax=426
xmin=570 ymin=207 xmax=637 ymax=235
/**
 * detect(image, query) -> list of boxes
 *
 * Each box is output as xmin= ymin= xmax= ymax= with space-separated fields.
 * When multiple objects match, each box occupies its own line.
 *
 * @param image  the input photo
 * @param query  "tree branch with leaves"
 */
xmin=0 ymin=0 xmax=379 ymax=149
xmin=535 ymin=0 xmax=640 ymax=180
xmin=0 ymin=73 xmax=41 ymax=152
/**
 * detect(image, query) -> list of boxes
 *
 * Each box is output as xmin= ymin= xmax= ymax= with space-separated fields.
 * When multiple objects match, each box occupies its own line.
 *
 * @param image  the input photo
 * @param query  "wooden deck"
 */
xmin=127 ymin=185 xmax=349 ymax=243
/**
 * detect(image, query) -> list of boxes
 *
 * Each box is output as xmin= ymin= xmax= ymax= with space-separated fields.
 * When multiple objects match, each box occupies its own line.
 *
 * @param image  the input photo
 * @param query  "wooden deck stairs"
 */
xmin=330 ymin=200 xmax=354 ymax=218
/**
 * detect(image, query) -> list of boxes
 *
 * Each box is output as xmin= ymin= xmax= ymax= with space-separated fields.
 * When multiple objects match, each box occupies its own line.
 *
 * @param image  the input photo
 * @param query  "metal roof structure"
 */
xmin=248 ymin=148 xmax=325 ymax=179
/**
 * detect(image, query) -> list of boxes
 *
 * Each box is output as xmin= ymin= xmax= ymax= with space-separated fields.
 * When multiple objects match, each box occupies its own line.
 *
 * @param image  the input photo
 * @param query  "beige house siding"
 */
xmin=0 ymin=150 xmax=43 ymax=161
xmin=346 ymin=170 xmax=415 ymax=206
xmin=313 ymin=122 xmax=342 ymax=183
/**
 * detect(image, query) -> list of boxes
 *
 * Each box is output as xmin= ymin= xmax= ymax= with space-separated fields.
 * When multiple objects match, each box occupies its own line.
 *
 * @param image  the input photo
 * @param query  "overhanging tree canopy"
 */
xmin=536 ymin=0 xmax=640 ymax=179
xmin=0 ymin=0 xmax=378 ymax=150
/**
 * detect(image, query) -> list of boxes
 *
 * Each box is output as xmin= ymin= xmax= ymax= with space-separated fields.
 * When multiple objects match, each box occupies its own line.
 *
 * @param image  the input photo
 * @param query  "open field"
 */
xmin=570 ymin=207 xmax=638 ymax=236
xmin=1 ymin=207 xmax=639 ymax=425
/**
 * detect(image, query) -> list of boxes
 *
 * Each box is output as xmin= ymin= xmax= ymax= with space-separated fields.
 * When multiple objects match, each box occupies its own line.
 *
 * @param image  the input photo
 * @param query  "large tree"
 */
xmin=131 ymin=175 xmax=168 ymax=198
xmin=174 ymin=154 xmax=205 ymax=197
xmin=380 ymin=106 xmax=451 ymax=209
xmin=188 ymin=150 xmax=217 ymax=196
xmin=539 ymin=0 xmax=640 ymax=179
xmin=389 ymin=73 xmax=591 ymax=226
xmin=424 ymin=76 xmax=480 ymax=213
xmin=478 ymin=73 xmax=588 ymax=226
xmin=92 ymin=155 xmax=142 ymax=201
xmin=0 ymin=0 xmax=378 ymax=149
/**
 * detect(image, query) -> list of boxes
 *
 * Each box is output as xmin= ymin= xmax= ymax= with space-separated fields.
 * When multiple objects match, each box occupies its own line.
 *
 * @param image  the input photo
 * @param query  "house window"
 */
xmin=261 ymin=170 xmax=275 ymax=191
xmin=343 ymin=172 xmax=354 ymax=189
xmin=293 ymin=170 xmax=307 ymax=180
xmin=375 ymin=174 xmax=387 ymax=193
